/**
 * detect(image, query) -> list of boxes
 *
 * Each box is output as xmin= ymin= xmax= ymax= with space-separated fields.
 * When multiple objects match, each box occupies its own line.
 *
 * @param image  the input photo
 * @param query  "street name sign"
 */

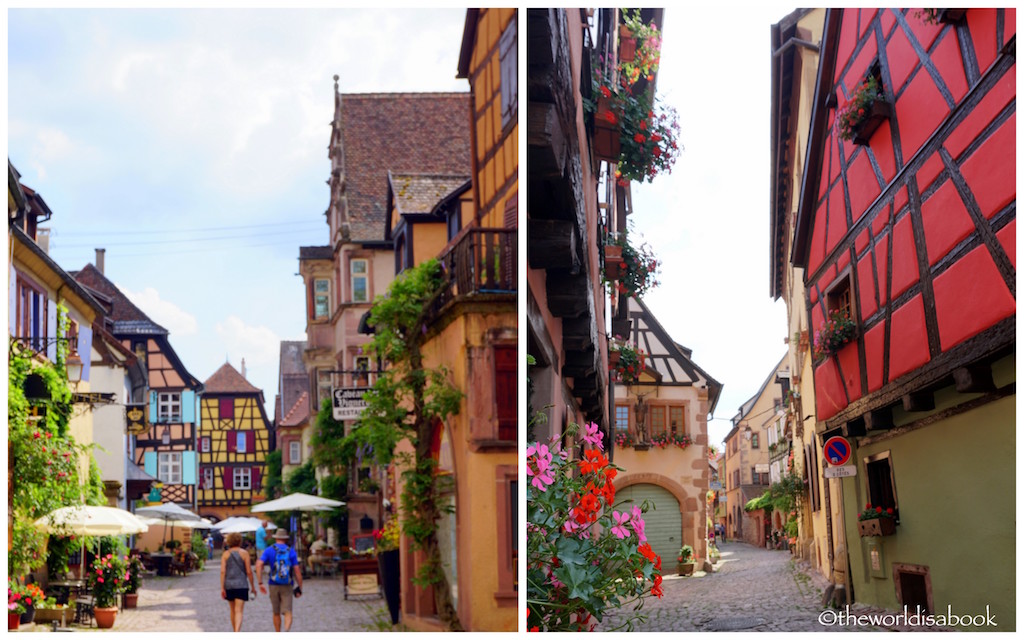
xmin=824 ymin=465 xmax=857 ymax=478
xmin=332 ymin=387 xmax=371 ymax=421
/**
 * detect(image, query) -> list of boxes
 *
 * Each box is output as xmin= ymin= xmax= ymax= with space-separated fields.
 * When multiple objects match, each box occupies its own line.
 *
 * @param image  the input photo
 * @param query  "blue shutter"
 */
xmin=181 ymin=451 xmax=197 ymax=485
xmin=182 ymin=390 xmax=196 ymax=423
xmin=149 ymin=391 xmax=158 ymax=423
xmin=144 ymin=451 xmax=157 ymax=477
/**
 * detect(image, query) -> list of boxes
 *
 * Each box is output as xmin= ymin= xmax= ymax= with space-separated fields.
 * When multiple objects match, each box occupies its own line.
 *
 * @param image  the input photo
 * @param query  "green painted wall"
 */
xmin=841 ymin=356 xmax=1015 ymax=630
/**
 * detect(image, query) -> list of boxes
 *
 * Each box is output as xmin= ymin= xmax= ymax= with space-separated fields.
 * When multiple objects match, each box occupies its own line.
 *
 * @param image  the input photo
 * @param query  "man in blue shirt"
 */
xmin=256 ymin=528 xmax=303 ymax=632
xmin=254 ymin=520 xmax=269 ymax=555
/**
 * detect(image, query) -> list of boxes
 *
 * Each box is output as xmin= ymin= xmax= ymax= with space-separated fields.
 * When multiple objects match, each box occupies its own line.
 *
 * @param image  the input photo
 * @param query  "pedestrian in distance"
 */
xmin=255 ymin=519 xmax=270 ymax=555
xmin=206 ymin=533 xmax=215 ymax=560
xmin=256 ymin=528 xmax=303 ymax=632
xmin=220 ymin=532 xmax=257 ymax=632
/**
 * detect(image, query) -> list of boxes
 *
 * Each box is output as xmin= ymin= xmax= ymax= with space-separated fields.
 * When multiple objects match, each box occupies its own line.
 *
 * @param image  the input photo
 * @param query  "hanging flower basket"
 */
xmin=609 ymin=337 xmax=645 ymax=384
xmin=604 ymin=244 xmax=624 ymax=280
xmin=813 ymin=309 xmax=856 ymax=361
xmin=618 ymin=25 xmax=637 ymax=63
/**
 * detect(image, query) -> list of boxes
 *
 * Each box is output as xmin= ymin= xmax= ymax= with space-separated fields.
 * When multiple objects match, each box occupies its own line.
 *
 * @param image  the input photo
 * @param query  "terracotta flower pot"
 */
xmin=124 ymin=592 xmax=139 ymax=609
xmin=94 ymin=606 xmax=118 ymax=629
xmin=605 ymin=245 xmax=624 ymax=280
xmin=677 ymin=562 xmax=695 ymax=577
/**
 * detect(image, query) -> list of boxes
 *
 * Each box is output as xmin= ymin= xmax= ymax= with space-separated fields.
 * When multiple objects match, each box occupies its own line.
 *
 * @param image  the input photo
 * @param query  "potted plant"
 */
xmin=813 ymin=309 xmax=857 ymax=361
xmin=618 ymin=10 xmax=662 ymax=84
xmin=124 ymin=556 xmax=144 ymax=608
xmin=677 ymin=544 xmax=695 ymax=576
xmin=88 ymin=553 xmax=130 ymax=629
xmin=8 ymin=602 xmax=24 ymax=630
xmin=650 ymin=432 xmax=693 ymax=450
xmin=609 ymin=337 xmax=646 ymax=384
xmin=33 ymin=597 xmax=72 ymax=627
xmin=708 ymin=543 xmax=721 ymax=565
xmin=613 ymin=430 xmax=635 ymax=449
xmin=374 ymin=519 xmax=401 ymax=625
xmin=604 ymin=227 xmax=660 ymax=300
xmin=165 ymin=539 xmax=182 ymax=552
xmin=20 ymin=583 xmax=43 ymax=624
xmin=858 ymin=504 xmax=897 ymax=537
xmin=604 ymin=234 xmax=625 ymax=281
xmin=837 ymin=74 xmax=891 ymax=145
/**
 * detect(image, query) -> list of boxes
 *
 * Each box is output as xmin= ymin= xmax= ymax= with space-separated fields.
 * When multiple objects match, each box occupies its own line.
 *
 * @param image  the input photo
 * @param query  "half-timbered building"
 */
xmin=73 ymin=263 xmax=202 ymax=509
xmin=611 ymin=297 xmax=721 ymax=569
xmin=791 ymin=8 xmax=1015 ymax=626
xmin=197 ymin=362 xmax=271 ymax=522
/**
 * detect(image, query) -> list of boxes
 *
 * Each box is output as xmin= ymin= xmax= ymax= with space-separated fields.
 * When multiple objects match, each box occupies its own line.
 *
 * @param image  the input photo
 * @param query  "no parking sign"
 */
xmin=823 ymin=436 xmax=852 ymax=466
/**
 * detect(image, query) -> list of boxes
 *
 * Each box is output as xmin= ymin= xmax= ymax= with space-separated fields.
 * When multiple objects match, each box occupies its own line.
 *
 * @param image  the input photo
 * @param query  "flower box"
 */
xmin=604 ymin=245 xmax=624 ymax=280
xmin=858 ymin=517 xmax=896 ymax=537
xmin=618 ymin=26 xmax=636 ymax=63
xmin=593 ymin=96 xmax=621 ymax=162
xmin=850 ymin=101 xmax=893 ymax=145
xmin=34 ymin=606 xmax=73 ymax=626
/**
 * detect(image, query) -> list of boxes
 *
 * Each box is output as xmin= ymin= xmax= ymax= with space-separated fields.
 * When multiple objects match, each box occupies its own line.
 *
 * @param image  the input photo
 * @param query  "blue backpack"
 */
xmin=269 ymin=544 xmax=292 ymax=585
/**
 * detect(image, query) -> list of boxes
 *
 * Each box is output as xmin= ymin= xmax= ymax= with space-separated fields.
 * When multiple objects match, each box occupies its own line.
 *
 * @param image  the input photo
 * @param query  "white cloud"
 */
xmin=118 ymin=284 xmax=199 ymax=337
xmin=214 ymin=315 xmax=280 ymax=368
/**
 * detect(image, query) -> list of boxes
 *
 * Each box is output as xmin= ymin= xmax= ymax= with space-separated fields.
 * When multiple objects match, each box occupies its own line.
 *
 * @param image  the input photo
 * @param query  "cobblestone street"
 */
xmin=23 ymin=552 xmax=384 ymax=633
xmin=599 ymin=541 xmax=948 ymax=633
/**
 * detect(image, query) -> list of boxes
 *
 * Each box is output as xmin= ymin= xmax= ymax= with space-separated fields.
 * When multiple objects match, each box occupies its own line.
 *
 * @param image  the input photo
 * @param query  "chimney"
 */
xmin=96 ymin=248 xmax=106 ymax=274
xmin=37 ymin=228 xmax=51 ymax=254
xmin=241 ymin=358 xmax=247 ymax=379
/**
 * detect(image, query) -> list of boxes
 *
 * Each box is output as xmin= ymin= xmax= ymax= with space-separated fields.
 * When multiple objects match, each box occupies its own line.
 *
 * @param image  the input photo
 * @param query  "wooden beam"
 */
xmin=842 ymin=417 xmax=866 ymax=438
xmin=546 ymin=273 xmax=589 ymax=318
xmin=902 ymin=390 xmax=935 ymax=412
xmin=528 ymin=220 xmax=577 ymax=270
xmin=527 ymin=101 xmax=566 ymax=179
xmin=953 ymin=364 xmax=995 ymax=393
xmin=864 ymin=407 xmax=894 ymax=431
xmin=562 ymin=316 xmax=595 ymax=351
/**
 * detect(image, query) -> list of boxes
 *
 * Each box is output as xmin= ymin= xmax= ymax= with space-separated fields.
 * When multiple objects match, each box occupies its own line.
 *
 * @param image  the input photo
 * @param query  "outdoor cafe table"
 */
xmin=149 ymin=552 xmax=174 ymax=577
xmin=48 ymin=579 xmax=86 ymax=605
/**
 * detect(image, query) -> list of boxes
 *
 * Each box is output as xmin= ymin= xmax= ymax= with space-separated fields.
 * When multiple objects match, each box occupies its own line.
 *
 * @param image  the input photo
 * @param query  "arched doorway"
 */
xmin=616 ymin=484 xmax=682 ymax=563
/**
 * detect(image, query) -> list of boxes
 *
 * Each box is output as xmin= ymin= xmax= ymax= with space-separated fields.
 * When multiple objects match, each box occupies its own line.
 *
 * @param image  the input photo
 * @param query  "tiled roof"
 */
xmin=299 ymin=246 xmax=332 ymax=261
xmin=390 ymin=173 xmax=470 ymax=215
xmin=279 ymin=391 xmax=310 ymax=428
xmin=73 ymin=263 xmax=168 ymax=333
xmin=203 ymin=362 xmax=261 ymax=394
xmin=339 ymin=93 xmax=471 ymax=242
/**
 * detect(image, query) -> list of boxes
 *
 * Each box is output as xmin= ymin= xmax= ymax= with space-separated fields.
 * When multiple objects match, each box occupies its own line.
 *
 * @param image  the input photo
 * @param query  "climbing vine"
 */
xmin=8 ymin=305 xmax=105 ymax=577
xmin=338 ymin=259 xmax=464 ymax=630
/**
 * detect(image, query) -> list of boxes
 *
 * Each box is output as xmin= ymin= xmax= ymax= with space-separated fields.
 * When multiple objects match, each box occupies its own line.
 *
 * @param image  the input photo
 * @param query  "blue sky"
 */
xmin=8 ymin=8 xmax=469 ymax=414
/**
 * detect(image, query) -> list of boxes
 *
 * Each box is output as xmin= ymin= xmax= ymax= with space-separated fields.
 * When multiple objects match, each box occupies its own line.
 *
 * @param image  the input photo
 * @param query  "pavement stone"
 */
xmin=20 ymin=552 xmax=385 ymax=633
xmin=597 ymin=541 xmax=949 ymax=632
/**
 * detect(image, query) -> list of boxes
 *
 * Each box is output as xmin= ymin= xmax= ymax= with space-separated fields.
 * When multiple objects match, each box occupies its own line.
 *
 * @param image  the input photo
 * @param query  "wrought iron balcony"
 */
xmin=431 ymin=228 xmax=516 ymax=319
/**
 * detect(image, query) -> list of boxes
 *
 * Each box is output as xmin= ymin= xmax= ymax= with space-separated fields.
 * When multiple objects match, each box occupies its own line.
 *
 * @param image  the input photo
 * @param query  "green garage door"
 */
xmin=617 ymin=484 xmax=682 ymax=564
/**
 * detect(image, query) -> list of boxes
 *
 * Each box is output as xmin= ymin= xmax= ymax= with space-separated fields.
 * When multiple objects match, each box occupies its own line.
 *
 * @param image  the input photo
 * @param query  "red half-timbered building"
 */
xmin=791 ymin=8 xmax=1014 ymax=626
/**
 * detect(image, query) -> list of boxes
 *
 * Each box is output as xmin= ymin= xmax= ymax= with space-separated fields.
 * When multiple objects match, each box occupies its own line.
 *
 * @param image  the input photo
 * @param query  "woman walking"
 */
xmin=220 ymin=532 xmax=257 ymax=632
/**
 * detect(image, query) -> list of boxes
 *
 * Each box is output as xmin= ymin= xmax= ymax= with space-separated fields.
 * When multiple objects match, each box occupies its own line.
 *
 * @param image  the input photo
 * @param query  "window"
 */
xmin=614 ymin=405 xmax=630 ymax=433
xmin=354 ymin=356 xmax=370 ymax=387
xmin=317 ymin=369 xmax=333 ymax=407
xmin=825 ymin=268 xmax=855 ymax=320
xmin=219 ymin=397 xmax=234 ymax=420
xmin=669 ymin=406 xmax=684 ymax=435
xmin=15 ymin=275 xmax=48 ymax=351
xmin=233 ymin=467 xmax=251 ymax=491
xmin=351 ymin=259 xmax=368 ymax=302
xmin=158 ymin=452 xmax=182 ymax=484
xmin=200 ymin=437 xmax=211 ymax=453
xmin=494 ymin=345 xmax=516 ymax=441
xmin=498 ymin=16 xmax=518 ymax=130
xmin=202 ymin=467 xmax=214 ymax=490
xmin=751 ymin=434 xmax=760 ymax=449
xmin=314 ymin=278 xmax=331 ymax=319
xmin=158 ymin=392 xmax=181 ymax=423
xmin=289 ymin=440 xmax=302 ymax=465
xmin=865 ymin=451 xmax=898 ymax=520
xmin=648 ymin=406 xmax=666 ymax=438
xmin=236 ymin=431 xmax=247 ymax=454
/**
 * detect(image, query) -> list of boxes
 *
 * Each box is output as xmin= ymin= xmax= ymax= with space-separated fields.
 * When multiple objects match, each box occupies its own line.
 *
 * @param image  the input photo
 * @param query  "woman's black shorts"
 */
xmin=225 ymin=588 xmax=249 ymax=601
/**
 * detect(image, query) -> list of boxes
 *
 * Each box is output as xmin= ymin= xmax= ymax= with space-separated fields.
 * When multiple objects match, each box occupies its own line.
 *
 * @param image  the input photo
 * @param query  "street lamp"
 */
xmin=65 ymin=351 xmax=83 ymax=385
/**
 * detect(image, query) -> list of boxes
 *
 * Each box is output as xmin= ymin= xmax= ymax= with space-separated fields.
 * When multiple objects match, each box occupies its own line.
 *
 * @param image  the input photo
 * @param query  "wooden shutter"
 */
xmin=494 ymin=345 xmax=516 ymax=441
xmin=223 ymin=467 xmax=233 ymax=491
xmin=227 ymin=432 xmax=236 ymax=453
xmin=498 ymin=17 xmax=517 ymax=128
xmin=252 ymin=467 xmax=262 ymax=492
xmin=149 ymin=391 xmax=158 ymax=424
xmin=144 ymin=451 xmax=157 ymax=477
xmin=182 ymin=390 xmax=196 ymax=423
xmin=181 ymin=451 xmax=197 ymax=485
xmin=247 ymin=431 xmax=255 ymax=454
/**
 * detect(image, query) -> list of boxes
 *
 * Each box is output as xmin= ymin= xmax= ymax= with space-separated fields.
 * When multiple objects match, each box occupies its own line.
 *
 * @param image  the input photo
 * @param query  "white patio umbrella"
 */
xmin=135 ymin=502 xmax=202 ymax=544
xmin=213 ymin=516 xmax=276 ymax=533
xmin=138 ymin=516 xmax=214 ymax=530
xmin=35 ymin=505 xmax=149 ymax=577
xmin=251 ymin=493 xmax=345 ymax=556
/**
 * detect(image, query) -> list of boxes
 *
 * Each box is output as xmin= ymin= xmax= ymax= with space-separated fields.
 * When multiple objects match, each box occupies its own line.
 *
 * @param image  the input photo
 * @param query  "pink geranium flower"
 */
xmin=580 ymin=422 xmax=604 ymax=451
xmin=610 ymin=511 xmax=631 ymax=539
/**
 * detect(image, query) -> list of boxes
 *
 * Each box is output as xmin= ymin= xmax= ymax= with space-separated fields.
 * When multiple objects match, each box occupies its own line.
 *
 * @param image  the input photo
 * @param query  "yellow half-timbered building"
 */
xmin=197 ymin=362 xmax=272 ymax=522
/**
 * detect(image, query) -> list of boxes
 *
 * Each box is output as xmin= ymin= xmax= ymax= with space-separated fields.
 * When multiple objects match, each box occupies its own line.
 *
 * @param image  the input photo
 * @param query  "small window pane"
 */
xmin=237 ymin=432 xmax=247 ymax=453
